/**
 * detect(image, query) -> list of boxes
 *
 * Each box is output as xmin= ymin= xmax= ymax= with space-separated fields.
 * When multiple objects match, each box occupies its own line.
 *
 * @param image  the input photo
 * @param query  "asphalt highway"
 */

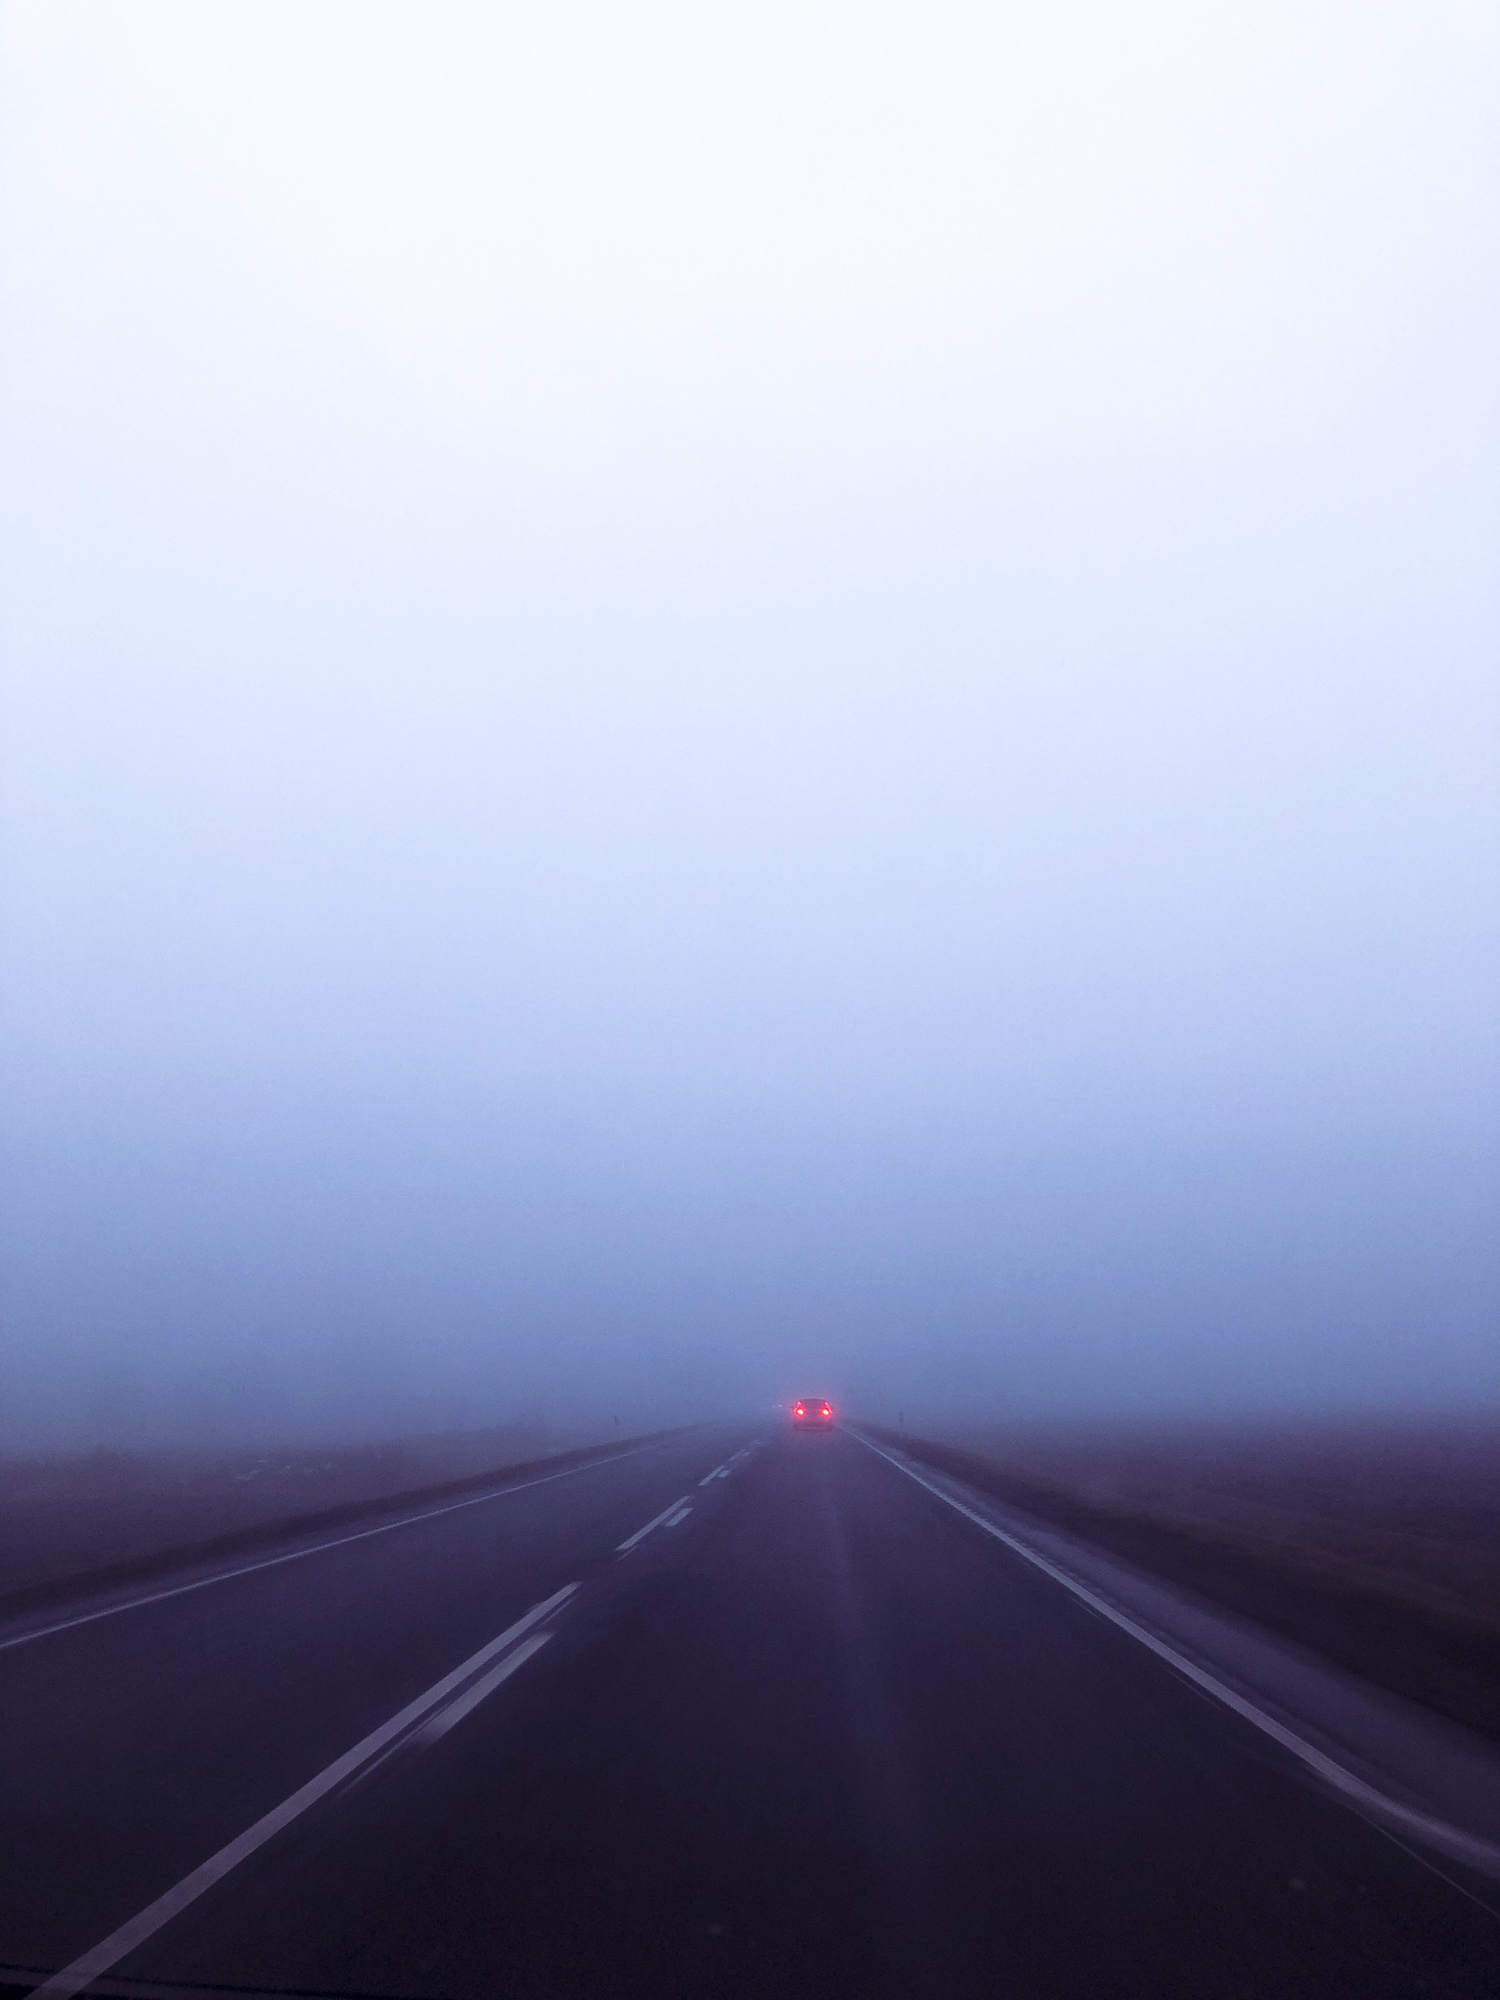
xmin=3 ymin=1422 xmax=1498 ymax=1998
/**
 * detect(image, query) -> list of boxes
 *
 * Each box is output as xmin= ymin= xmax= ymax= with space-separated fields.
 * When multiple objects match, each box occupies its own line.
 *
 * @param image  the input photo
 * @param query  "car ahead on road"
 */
xmin=791 ymin=1398 xmax=834 ymax=1429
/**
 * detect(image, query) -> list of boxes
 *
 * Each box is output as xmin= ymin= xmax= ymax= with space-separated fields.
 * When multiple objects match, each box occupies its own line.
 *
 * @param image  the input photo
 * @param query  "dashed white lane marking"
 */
xmin=616 ymin=1498 xmax=692 ymax=1553
xmin=664 ymin=1505 xmax=692 ymax=1527
xmin=29 ymin=1585 xmax=579 ymax=2000
xmin=1 ymin=1440 xmax=672 ymax=1655
xmin=417 ymin=1631 xmax=554 ymax=1745
xmin=698 ymin=1442 xmax=757 ymax=1487
xmin=850 ymin=1429 xmax=1500 ymax=1884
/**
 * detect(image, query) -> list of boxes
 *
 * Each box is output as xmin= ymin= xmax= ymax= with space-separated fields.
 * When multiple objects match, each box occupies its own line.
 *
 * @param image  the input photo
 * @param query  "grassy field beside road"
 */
xmin=0 ymin=1420 xmax=614 ymax=1609
xmin=877 ymin=1413 xmax=1500 ymax=1745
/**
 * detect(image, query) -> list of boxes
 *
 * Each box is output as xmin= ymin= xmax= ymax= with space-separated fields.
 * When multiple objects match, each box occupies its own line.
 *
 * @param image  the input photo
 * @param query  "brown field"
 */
xmin=879 ymin=1411 xmax=1500 ymax=1744
xmin=0 ymin=1419 xmax=581 ymax=1605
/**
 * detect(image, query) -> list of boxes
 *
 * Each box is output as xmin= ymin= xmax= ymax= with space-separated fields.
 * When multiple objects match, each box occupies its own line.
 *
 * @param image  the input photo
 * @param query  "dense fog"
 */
xmin=3 ymin=3 xmax=1496 ymax=1451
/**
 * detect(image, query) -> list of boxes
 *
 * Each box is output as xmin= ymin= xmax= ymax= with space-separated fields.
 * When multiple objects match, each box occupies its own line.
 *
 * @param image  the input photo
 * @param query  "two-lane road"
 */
xmin=4 ymin=1423 xmax=1497 ymax=1997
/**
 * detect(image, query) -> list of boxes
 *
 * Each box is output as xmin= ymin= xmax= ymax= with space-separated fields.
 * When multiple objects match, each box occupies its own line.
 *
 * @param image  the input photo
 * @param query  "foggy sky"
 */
xmin=3 ymin=3 xmax=1497 ymax=1448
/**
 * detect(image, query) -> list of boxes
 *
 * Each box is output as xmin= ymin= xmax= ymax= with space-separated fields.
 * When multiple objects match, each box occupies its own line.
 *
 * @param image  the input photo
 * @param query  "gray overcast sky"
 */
xmin=2 ymin=2 xmax=1497 ymax=1447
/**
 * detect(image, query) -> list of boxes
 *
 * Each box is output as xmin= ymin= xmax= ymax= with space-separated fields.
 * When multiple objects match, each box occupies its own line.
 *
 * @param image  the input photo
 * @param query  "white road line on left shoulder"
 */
xmin=29 ymin=1584 xmax=579 ymax=2000
xmin=616 ymin=1498 xmax=691 ymax=1553
xmin=1 ymin=1437 xmax=672 ymax=1656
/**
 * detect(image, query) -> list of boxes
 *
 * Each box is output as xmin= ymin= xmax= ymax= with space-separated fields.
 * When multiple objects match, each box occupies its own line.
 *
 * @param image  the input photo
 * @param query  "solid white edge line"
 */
xmin=30 ymin=1585 xmax=579 ymax=2000
xmin=2 ymin=1441 xmax=670 ymax=1655
xmin=849 ymin=1429 xmax=1500 ymax=1884
xmin=616 ymin=1497 xmax=691 ymax=1553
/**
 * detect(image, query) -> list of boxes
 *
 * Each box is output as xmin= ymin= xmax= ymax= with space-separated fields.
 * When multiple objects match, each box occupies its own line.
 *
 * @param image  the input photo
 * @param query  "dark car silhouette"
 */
xmin=791 ymin=1398 xmax=834 ymax=1428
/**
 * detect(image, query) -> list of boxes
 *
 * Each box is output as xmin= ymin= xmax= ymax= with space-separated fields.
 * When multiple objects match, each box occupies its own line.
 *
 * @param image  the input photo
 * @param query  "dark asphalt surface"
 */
xmin=3 ymin=1423 xmax=1497 ymax=1998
